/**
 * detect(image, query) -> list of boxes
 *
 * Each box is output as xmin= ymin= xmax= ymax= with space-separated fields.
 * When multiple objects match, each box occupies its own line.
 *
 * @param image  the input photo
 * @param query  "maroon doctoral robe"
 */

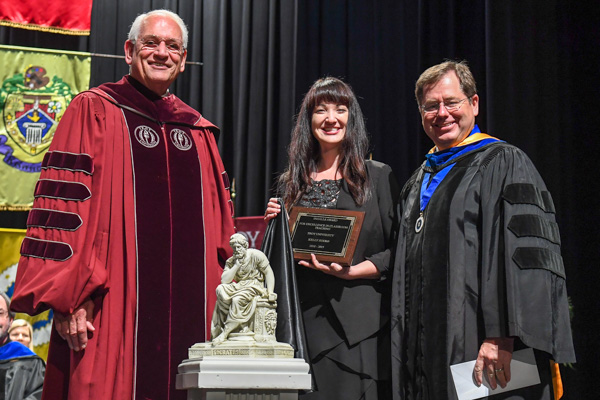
xmin=12 ymin=75 xmax=235 ymax=400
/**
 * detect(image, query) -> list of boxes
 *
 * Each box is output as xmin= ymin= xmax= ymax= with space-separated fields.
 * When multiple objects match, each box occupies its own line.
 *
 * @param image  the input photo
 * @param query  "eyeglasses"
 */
xmin=420 ymin=97 xmax=470 ymax=114
xmin=137 ymin=35 xmax=185 ymax=55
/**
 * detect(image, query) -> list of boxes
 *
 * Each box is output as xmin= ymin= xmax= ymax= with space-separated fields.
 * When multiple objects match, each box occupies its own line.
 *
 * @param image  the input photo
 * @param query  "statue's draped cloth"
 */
xmin=212 ymin=249 xmax=271 ymax=336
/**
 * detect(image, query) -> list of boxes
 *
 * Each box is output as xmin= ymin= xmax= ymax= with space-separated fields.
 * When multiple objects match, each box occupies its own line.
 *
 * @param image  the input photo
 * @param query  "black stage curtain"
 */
xmin=200 ymin=0 xmax=297 ymax=216
xmin=0 ymin=0 xmax=597 ymax=397
xmin=294 ymin=1 xmax=598 ymax=398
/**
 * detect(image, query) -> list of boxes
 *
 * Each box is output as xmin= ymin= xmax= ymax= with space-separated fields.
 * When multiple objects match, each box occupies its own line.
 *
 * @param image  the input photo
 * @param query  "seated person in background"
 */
xmin=211 ymin=233 xmax=276 ymax=344
xmin=8 ymin=319 xmax=34 ymax=351
xmin=0 ymin=293 xmax=44 ymax=400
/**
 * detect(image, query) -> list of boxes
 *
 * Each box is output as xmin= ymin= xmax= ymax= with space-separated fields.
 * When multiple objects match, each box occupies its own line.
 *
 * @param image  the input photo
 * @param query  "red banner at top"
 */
xmin=0 ymin=0 xmax=93 ymax=36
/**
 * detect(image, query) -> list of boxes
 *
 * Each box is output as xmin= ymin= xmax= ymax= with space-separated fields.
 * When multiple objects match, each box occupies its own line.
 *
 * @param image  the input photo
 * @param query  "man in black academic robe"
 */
xmin=390 ymin=61 xmax=575 ymax=400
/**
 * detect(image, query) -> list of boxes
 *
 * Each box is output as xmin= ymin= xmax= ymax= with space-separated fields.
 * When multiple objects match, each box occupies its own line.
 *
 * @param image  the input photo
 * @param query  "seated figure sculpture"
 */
xmin=211 ymin=233 xmax=276 ymax=345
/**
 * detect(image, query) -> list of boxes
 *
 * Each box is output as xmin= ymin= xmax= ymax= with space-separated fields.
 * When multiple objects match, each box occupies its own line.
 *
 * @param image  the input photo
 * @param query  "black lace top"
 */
xmin=297 ymin=179 xmax=342 ymax=208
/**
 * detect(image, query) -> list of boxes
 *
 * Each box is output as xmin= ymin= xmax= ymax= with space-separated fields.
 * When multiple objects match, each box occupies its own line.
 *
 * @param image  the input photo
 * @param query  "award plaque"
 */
xmin=288 ymin=207 xmax=365 ymax=266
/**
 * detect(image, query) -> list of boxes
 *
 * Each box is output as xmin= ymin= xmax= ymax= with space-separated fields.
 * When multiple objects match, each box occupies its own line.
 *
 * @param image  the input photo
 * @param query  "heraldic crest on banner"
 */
xmin=0 ymin=66 xmax=74 ymax=172
xmin=0 ymin=44 xmax=90 ymax=210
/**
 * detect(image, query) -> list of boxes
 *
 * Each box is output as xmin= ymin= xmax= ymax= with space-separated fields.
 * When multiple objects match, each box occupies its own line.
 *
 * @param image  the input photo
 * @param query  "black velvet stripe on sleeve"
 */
xmin=507 ymin=214 xmax=561 ymax=244
xmin=503 ymin=183 xmax=556 ymax=213
xmin=34 ymin=179 xmax=91 ymax=201
xmin=512 ymin=247 xmax=565 ymax=278
xmin=42 ymin=151 xmax=94 ymax=175
xmin=27 ymin=208 xmax=83 ymax=231
xmin=20 ymin=237 xmax=73 ymax=261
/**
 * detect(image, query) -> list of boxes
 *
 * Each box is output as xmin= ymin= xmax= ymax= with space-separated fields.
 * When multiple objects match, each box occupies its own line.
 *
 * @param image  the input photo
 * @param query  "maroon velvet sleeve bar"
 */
xmin=27 ymin=208 xmax=83 ymax=231
xmin=221 ymin=170 xmax=231 ymax=189
xmin=20 ymin=237 xmax=73 ymax=261
xmin=42 ymin=151 xmax=93 ymax=175
xmin=34 ymin=179 xmax=92 ymax=201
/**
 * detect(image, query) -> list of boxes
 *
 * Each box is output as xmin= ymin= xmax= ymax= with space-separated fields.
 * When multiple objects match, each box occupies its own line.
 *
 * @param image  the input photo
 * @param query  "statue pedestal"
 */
xmin=176 ymin=342 xmax=311 ymax=400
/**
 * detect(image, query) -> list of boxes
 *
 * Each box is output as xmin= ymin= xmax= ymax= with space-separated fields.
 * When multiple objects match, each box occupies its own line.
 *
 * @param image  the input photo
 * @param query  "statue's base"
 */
xmin=187 ymin=340 xmax=295 ymax=359
xmin=176 ymin=352 xmax=312 ymax=400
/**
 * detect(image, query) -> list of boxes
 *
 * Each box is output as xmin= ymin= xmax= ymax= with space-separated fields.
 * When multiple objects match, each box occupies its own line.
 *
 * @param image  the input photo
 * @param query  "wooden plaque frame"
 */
xmin=288 ymin=206 xmax=365 ymax=267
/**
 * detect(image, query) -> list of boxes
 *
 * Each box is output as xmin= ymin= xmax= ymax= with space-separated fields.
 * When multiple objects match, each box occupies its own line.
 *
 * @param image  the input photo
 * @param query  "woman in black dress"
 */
xmin=265 ymin=77 xmax=399 ymax=400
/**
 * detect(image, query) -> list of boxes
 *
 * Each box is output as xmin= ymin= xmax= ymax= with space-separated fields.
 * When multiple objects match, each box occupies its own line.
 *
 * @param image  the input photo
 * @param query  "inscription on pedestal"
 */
xmin=189 ymin=342 xmax=295 ymax=359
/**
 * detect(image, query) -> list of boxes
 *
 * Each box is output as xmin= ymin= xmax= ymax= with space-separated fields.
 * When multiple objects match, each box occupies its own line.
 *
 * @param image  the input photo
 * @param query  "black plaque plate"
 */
xmin=288 ymin=207 xmax=365 ymax=266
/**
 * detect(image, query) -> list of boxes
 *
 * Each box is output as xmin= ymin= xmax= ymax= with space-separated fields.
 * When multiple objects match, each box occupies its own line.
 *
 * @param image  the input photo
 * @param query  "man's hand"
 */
xmin=54 ymin=299 xmax=96 ymax=351
xmin=473 ymin=337 xmax=514 ymax=389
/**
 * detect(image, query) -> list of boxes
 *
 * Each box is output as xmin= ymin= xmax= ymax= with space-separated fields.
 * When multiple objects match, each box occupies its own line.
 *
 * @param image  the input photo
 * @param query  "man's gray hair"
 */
xmin=128 ymin=9 xmax=189 ymax=50
xmin=0 ymin=292 xmax=15 ymax=320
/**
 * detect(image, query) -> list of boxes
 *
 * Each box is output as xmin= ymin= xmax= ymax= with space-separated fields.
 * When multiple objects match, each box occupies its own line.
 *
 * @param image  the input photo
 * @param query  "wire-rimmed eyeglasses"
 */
xmin=420 ymin=97 xmax=470 ymax=114
xmin=138 ymin=35 xmax=185 ymax=55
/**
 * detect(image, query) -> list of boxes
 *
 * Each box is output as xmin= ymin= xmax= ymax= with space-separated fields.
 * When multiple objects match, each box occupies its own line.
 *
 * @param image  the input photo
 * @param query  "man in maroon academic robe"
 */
xmin=11 ymin=9 xmax=235 ymax=400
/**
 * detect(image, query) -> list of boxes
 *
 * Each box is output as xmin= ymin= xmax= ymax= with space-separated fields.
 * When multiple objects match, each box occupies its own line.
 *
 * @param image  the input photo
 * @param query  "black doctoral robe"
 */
xmin=391 ymin=141 xmax=575 ymax=400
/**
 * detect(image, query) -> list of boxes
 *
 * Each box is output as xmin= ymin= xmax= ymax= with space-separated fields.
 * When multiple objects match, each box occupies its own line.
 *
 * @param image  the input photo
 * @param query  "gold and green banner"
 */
xmin=0 ymin=44 xmax=90 ymax=210
xmin=0 ymin=228 xmax=51 ymax=360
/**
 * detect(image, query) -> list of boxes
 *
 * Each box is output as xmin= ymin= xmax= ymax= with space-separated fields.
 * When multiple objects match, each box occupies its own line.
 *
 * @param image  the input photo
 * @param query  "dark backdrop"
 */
xmin=295 ymin=2 xmax=598 ymax=397
xmin=1 ymin=0 xmax=597 ymax=397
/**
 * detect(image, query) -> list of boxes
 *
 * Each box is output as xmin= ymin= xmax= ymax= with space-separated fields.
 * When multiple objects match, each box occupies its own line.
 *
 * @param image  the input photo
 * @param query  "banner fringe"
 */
xmin=0 ymin=20 xmax=89 ymax=36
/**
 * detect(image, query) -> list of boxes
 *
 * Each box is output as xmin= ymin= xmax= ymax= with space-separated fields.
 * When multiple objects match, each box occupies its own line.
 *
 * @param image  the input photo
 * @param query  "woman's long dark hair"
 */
xmin=278 ymin=77 xmax=371 ymax=208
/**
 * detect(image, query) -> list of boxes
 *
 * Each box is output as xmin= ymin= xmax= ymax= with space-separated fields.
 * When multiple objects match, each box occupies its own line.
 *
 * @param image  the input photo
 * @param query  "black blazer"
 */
xmin=296 ymin=160 xmax=400 ymax=350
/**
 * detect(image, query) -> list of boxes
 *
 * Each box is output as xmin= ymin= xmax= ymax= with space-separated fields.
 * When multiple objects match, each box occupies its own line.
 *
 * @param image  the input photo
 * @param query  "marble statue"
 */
xmin=176 ymin=234 xmax=311 ymax=398
xmin=210 ymin=233 xmax=277 ymax=345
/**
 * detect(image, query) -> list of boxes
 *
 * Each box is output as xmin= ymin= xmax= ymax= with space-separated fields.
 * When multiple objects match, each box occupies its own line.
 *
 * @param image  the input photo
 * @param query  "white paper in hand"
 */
xmin=450 ymin=348 xmax=540 ymax=400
